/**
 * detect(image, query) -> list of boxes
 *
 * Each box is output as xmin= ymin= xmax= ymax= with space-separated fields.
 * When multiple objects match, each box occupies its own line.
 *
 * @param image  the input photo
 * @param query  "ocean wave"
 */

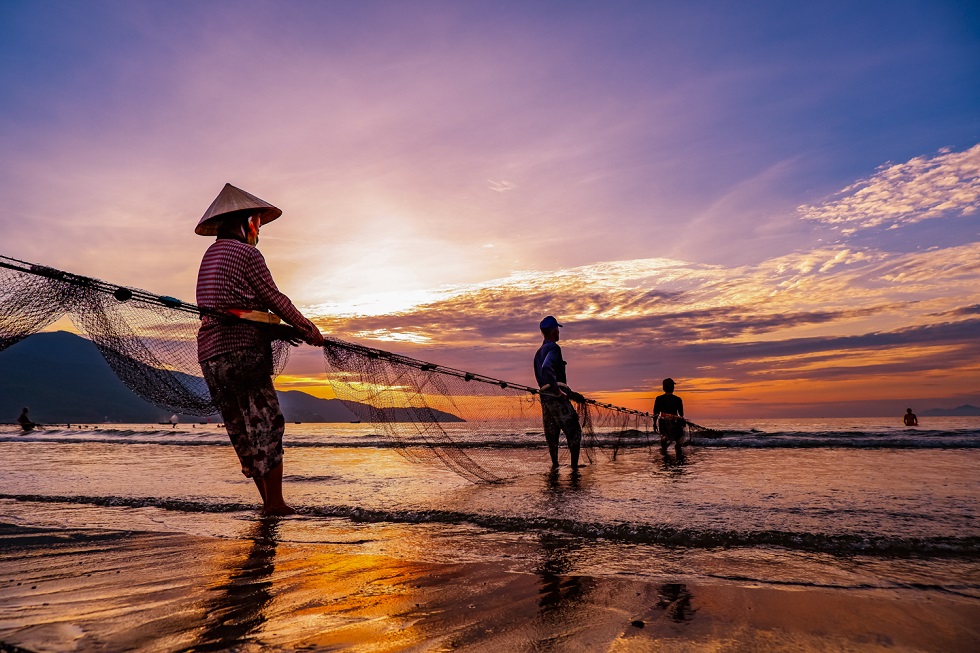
xmin=707 ymin=428 xmax=980 ymax=439
xmin=0 ymin=436 xmax=479 ymax=449
xmin=3 ymin=493 xmax=977 ymax=559
xmin=282 ymin=474 xmax=341 ymax=483
xmin=691 ymin=435 xmax=980 ymax=449
xmin=5 ymin=434 xmax=979 ymax=450
xmin=0 ymin=435 xmax=635 ymax=450
xmin=0 ymin=436 xmax=231 ymax=447
xmin=699 ymin=572 xmax=980 ymax=599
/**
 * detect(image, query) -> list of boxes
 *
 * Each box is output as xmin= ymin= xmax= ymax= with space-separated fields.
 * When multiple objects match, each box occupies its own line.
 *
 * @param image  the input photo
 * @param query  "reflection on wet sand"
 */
xmin=1 ymin=520 xmax=974 ymax=652
xmin=185 ymin=520 xmax=438 ymax=651
xmin=530 ymin=469 xmax=595 ymax=647
xmin=537 ymin=532 xmax=589 ymax=614
xmin=184 ymin=519 xmax=279 ymax=651
xmin=528 ymin=464 xmax=701 ymax=646
xmin=656 ymin=583 xmax=696 ymax=623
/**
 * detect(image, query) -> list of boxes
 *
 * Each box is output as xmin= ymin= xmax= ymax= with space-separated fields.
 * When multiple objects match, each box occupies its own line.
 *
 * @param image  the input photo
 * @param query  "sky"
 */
xmin=1 ymin=0 xmax=978 ymax=417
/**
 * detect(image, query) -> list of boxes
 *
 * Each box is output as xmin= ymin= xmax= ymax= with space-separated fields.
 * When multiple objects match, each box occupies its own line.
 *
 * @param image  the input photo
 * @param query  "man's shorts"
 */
xmin=201 ymin=349 xmax=285 ymax=478
xmin=658 ymin=416 xmax=685 ymax=443
xmin=541 ymin=398 xmax=582 ymax=447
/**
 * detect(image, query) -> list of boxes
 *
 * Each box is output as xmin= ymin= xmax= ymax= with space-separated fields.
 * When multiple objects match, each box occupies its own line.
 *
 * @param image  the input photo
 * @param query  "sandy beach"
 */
xmin=2 ymin=518 xmax=977 ymax=653
xmin=2 ymin=421 xmax=979 ymax=651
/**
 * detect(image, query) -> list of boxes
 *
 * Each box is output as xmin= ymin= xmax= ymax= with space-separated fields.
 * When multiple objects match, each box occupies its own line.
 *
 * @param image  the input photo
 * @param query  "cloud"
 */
xmin=488 ymin=179 xmax=516 ymax=193
xmin=4 ymin=6 xmax=978 ymax=415
xmin=798 ymin=144 xmax=980 ymax=234
xmin=303 ymin=239 xmax=980 ymax=412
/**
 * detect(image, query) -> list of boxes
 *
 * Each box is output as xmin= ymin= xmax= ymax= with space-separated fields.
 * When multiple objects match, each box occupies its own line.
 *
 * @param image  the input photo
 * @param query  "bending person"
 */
xmin=654 ymin=378 xmax=685 ymax=457
xmin=195 ymin=183 xmax=325 ymax=516
xmin=533 ymin=316 xmax=583 ymax=471
xmin=17 ymin=407 xmax=36 ymax=432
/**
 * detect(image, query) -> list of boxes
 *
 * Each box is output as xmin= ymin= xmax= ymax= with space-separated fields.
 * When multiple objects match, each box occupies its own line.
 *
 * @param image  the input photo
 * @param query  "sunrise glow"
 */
xmin=3 ymin=1 xmax=978 ymax=417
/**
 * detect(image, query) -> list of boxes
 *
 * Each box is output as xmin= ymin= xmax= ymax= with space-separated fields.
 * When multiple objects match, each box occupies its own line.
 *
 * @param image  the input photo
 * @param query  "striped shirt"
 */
xmin=196 ymin=238 xmax=319 ymax=363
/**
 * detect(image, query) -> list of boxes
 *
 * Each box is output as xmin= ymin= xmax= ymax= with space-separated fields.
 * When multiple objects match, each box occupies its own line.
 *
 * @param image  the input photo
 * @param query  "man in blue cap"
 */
xmin=533 ymin=316 xmax=583 ymax=470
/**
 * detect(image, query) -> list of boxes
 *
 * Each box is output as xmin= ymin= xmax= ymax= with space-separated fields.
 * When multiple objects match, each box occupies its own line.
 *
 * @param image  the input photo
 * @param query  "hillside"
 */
xmin=921 ymin=405 xmax=980 ymax=417
xmin=0 ymin=332 xmax=460 ymax=423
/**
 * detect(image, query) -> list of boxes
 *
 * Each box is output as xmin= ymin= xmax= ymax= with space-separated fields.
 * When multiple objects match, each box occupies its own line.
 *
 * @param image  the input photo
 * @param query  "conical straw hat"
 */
xmin=195 ymin=183 xmax=283 ymax=236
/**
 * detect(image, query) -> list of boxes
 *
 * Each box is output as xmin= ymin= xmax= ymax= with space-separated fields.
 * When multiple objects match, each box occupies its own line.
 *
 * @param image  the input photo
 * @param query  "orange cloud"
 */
xmin=299 ymin=240 xmax=980 ymax=417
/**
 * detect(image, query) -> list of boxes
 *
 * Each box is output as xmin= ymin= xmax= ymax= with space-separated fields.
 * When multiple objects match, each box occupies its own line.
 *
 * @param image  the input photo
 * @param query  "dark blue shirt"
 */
xmin=534 ymin=340 xmax=568 ymax=396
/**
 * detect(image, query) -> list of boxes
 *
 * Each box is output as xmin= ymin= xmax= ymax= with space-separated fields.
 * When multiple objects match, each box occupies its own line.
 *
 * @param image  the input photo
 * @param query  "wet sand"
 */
xmin=1 ymin=521 xmax=977 ymax=652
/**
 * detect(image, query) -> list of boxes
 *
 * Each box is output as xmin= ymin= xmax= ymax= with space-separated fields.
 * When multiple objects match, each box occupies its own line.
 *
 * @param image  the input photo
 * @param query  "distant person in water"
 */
xmin=654 ymin=378 xmax=685 ymax=456
xmin=904 ymin=408 xmax=918 ymax=426
xmin=533 ymin=316 xmax=584 ymax=471
xmin=195 ymin=183 xmax=325 ymax=517
xmin=17 ymin=407 xmax=35 ymax=432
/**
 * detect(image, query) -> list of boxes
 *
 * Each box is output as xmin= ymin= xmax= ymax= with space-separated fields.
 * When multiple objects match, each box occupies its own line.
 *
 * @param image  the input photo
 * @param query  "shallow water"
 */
xmin=1 ymin=418 xmax=978 ymax=598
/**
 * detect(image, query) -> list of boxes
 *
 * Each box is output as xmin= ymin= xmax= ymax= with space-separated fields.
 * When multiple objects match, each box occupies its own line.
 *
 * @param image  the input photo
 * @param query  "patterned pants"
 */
xmin=201 ymin=349 xmax=285 ymax=478
xmin=541 ymin=398 xmax=582 ymax=463
xmin=658 ymin=416 xmax=685 ymax=445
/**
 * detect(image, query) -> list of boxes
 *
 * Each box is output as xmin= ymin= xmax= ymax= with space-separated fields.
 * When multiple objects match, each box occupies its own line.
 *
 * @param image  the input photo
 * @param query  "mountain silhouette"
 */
xmin=0 ymin=331 xmax=461 ymax=424
xmin=921 ymin=404 xmax=980 ymax=417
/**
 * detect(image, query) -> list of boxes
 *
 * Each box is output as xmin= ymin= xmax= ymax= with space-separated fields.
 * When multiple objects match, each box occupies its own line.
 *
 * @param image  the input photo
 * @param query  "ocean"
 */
xmin=1 ymin=417 xmax=978 ymax=650
xmin=3 ymin=417 xmax=978 ymax=582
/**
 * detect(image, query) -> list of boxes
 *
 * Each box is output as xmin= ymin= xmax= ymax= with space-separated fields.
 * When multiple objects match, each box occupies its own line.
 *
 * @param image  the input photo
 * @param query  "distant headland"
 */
xmin=921 ymin=405 xmax=980 ymax=417
xmin=0 ymin=331 xmax=462 ymax=424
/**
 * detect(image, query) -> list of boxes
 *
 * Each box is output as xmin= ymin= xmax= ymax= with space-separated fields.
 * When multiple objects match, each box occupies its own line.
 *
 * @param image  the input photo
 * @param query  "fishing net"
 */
xmin=319 ymin=337 xmax=661 ymax=481
xmin=1 ymin=254 xmax=666 ymax=483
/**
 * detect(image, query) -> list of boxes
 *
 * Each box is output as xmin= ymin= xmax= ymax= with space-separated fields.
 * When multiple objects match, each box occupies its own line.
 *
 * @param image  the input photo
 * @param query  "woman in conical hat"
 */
xmin=195 ymin=183 xmax=325 ymax=516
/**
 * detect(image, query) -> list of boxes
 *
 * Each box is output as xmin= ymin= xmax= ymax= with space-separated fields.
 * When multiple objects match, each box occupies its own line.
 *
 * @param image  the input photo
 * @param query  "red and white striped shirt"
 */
xmin=196 ymin=238 xmax=319 ymax=362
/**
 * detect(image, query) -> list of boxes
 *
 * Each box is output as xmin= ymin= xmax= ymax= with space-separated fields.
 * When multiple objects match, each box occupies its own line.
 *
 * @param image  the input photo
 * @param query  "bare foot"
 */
xmin=262 ymin=503 xmax=296 ymax=517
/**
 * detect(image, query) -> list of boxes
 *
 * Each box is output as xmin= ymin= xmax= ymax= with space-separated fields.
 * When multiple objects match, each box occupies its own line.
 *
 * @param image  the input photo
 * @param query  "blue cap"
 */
xmin=539 ymin=315 xmax=563 ymax=330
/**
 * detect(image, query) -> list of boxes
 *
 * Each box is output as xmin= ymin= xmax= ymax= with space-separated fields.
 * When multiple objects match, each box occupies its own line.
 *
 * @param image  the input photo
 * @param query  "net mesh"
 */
xmin=0 ymin=254 xmax=701 ymax=483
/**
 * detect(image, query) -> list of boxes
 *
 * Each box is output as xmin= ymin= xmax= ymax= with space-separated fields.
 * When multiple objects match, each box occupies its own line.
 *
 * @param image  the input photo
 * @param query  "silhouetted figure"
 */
xmin=195 ymin=183 xmax=325 ymax=516
xmin=17 ymin=407 xmax=35 ymax=432
xmin=654 ymin=378 xmax=685 ymax=457
xmin=904 ymin=408 xmax=918 ymax=426
xmin=533 ymin=316 xmax=583 ymax=470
